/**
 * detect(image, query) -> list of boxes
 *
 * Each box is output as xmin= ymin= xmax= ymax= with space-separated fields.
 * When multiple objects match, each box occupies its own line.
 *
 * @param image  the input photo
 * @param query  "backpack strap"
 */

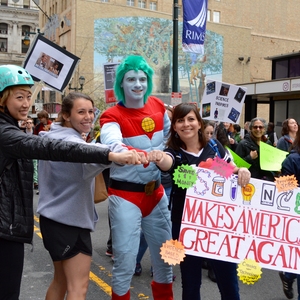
xmin=208 ymin=139 xmax=221 ymax=158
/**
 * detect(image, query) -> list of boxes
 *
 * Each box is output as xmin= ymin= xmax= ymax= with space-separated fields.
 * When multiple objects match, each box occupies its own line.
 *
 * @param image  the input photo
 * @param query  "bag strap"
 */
xmin=208 ymin=139 xmax=221 ymax=158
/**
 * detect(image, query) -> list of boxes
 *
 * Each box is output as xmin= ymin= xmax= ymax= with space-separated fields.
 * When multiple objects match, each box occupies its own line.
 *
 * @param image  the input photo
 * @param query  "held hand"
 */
xmin=237 ymin=168 xmax=251 ymax=187
xmin=137 ymin=151 xmax=149 ymax=164
xmin=250 ymin=150 xmax=258 ymax=159
xmin=147 ymin=150 xmax=164 ymax=163
xmin=109 ymin=150 xmax=147 ymax=165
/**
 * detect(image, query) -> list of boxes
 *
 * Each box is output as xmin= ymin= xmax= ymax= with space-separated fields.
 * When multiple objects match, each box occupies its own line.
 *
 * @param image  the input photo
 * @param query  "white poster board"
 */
xmin=200 ymin=80 xmax=247 ymax=124
xmin=180 ymin=166 xmax=300 ymax=274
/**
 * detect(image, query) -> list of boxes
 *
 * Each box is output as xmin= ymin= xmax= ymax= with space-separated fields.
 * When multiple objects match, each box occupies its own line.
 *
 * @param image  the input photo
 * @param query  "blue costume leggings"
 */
xmin=109 ymin=191 xmax=173 ymax=295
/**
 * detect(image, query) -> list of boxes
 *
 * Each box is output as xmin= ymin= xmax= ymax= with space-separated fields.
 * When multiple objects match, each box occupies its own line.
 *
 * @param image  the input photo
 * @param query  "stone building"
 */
xmin=0 ymin=0 xmax=38 ymax=65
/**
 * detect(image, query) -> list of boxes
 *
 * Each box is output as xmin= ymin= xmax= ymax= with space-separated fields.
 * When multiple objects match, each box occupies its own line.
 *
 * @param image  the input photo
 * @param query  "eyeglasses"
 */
xmin=26 ymin=122 xmax=33 ymax=124
xmin=252 ymin=125 xmax=264 ymax=130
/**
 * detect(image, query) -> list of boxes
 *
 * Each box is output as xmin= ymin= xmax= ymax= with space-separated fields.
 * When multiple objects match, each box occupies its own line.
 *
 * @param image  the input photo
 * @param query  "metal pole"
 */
xmin=172 ymin=0 xmax=179 ymax=93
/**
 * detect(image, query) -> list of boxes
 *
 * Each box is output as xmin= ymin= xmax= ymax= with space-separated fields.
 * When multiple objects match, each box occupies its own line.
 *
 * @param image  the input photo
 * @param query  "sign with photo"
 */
xmin=180 ymin=166 xmax=300 ymax=274
xmin=23 ymin=34 xmax=80 ymax=93
xmin=200 ymin=80 xmax=247 ymax=123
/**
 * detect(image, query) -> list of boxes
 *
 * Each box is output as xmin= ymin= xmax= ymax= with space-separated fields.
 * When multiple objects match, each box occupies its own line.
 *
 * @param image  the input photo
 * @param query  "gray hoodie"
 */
xmin=37 ymin=123 xmax=122 ymax=231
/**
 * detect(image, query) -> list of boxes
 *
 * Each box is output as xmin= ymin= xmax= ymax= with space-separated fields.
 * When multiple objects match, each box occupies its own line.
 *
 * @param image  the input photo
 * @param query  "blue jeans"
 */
xmin=285 ymin=272 xmax=300 ymax=300
xmin=136 ymin=230 xmax=148 ymax=264
xmin=173 ymin=222 xmax=240 ymax=300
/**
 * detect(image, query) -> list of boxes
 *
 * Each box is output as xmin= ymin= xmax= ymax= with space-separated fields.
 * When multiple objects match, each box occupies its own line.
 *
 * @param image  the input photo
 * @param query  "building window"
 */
xmin=23 ymin=0 xmax=30 ymax=8
xmin=0 ymin=23 xmax=8 ymax=34
xmin=0 ymin=38 xmax=7 ymax=52
xmin=289 ymin=57 xmax=300 ymax=78
xmin=150 ymin=1 xmax=157 ymax=10
xmin=138 ymin=0 xmax=145 ymax=8
xmin=22 ymin=25 xmax=30 ymax=36
xmin=1 ymin=0 xmax=8 ymax=6
xmin=50 ymin=91 xmax=56 ymax=103
xmin=213 ymin=11 xmax=220 ymax=23
xmin=127 ymin=0 xmax=134 ymax=6
xmin=207 ymin=10 xmax=211 ymax=21
xmin=101 ymin=0 xmax=109 ymax=2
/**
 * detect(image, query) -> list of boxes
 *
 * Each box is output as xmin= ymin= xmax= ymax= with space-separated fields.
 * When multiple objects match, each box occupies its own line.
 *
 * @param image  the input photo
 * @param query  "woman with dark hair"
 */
xmin=147 ymin=103 xmax=250 ymax=300
xmin=277 ymin=118 xmax=298 ymax=152
xmin=235 ymin=117 xmax=273 ymax=180
xmin=216 ymin=122 xmax=237 ymax=151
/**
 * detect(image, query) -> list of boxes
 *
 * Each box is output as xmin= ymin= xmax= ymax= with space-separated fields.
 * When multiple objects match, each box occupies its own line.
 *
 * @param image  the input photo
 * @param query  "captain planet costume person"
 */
xmin=100 ymin=55 xmax=173 ymax=299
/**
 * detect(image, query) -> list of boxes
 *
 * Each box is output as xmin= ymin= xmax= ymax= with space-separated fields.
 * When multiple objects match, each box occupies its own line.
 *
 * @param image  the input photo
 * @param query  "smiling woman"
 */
xmin=236 ymin=117 xmax=275 ymax=181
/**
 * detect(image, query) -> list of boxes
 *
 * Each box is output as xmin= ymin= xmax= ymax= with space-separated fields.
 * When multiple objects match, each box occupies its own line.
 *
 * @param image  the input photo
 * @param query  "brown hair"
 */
xmin=58 ymin=92 xmax=94 ymax=127
xmin=166 ymin=103 xmax=206 ymax=151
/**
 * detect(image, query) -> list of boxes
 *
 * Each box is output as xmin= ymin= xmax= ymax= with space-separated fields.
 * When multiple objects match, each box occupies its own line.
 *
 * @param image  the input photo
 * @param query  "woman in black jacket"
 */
xmin=0 ymin=65 xmax=145 ymax=300
xmin=235 ymin=117 xmax=273 ymax=181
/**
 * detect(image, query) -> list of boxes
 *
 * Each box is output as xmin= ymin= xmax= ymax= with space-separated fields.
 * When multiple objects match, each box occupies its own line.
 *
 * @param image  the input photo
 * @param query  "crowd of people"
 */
xmin=0 ymin=59 xmax=299 ymax=300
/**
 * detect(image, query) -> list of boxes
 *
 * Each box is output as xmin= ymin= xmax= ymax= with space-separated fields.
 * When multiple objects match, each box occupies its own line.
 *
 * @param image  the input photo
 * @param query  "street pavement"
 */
xmin=20 ymin=192 xmax=294 ymax=299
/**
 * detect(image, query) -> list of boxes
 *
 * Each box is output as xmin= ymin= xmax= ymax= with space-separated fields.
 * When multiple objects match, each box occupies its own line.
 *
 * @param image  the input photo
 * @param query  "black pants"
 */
xmin=0 ymin=238 xmax=24 ymax=300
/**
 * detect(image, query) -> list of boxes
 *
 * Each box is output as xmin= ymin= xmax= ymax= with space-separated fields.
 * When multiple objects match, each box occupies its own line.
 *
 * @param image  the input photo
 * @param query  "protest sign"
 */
xmin=23 ymin=34 xmax=80 ymax=93
xmin=260 ymin=142 xmax=288 ymax=171
xmin=180 ymin=166 xmax=300 ymax=274
xmin=200 ymin=80 xmax=247 ymax=123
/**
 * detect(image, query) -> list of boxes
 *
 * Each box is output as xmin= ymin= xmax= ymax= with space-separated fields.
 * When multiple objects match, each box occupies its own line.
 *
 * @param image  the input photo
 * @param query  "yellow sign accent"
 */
xmin=237 ymin=259 xmax=262 ymax=285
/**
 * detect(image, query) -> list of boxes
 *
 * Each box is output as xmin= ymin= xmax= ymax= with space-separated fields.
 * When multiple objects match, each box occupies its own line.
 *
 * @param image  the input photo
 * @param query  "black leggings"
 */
xmin=0 ymin=238 xmax=24 ymax=300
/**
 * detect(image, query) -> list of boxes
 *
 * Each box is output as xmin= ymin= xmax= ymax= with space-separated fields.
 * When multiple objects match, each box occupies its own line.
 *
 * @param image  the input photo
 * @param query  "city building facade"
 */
xmin=11 ymin=0 xmax=300 ymax=126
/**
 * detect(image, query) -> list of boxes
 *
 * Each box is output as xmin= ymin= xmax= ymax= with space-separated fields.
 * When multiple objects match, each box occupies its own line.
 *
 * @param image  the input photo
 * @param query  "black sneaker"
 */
xmin=134 ymin=263 xmax=142 ymax=276
xmin=279 ymin=271 xmax=294 ymax=299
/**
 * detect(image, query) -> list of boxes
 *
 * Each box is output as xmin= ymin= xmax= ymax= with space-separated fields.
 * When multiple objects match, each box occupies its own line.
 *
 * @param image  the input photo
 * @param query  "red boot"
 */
xmin=151 ymin=281 xmax=173 ymax=300
xmin=111 ymin=290 xmax=130 ymax=300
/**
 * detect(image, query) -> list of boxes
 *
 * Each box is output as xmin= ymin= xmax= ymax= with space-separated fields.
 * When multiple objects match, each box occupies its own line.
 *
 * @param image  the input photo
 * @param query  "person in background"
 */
xmin=232 ymin=124 xmax=242 ymax=143
xmin=0 ymin=65 xmax=145 ymax=300
xmin=236 ymin=117 xmax=274 ymax=181
xmin=203 ymin=120 xmax=215 ymax=141
xmin=277 ymin=119 xmax=299 ymax=300
xmin=147 ymin=103 xmax=250 ymax=300
xmin=218 ymin=122 xmax=237 ymax=151
xmin=25 ymin=117 xmax=39 ymax=194
xmin=277 ymin=118 xmax=298 ymax=152
xmin=266 ymin=122 xmax=278 ymax=147
xmin=278 ymin=128 xmax=300 ymax=300
xmin=25 ymin=117 xmax=34 ymax=134
xmin=244 ymin=121 xmax=250 ymax=136
xmin=34 ymin=110 xmax=52 ymax=135
xmin=100 ymin=55 xmax=173 ymax=300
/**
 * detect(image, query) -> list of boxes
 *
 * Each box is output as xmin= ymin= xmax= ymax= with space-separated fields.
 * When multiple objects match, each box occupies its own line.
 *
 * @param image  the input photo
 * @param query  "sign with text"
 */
xmin=180 ymin=166 xmax=300 ymax=274
xmin=200 ymin=80 xmax=247 ymax=123
xmin=104 ymin=63 xmax=119 ymax=103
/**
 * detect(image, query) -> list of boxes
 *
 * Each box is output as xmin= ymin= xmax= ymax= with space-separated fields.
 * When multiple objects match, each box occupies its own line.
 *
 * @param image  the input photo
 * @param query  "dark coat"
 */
xmin=0 ymin=111 xmax=111 ymax=244
xmin=235 ymin=134 xmax=273 ymax=180
xmin=281 ymin=150 xmax=300 ymax=182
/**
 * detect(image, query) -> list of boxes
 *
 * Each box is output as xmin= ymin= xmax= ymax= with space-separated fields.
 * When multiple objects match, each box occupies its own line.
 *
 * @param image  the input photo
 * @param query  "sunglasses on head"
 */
xmin=252 ymin=125 xmax=264 ymax=130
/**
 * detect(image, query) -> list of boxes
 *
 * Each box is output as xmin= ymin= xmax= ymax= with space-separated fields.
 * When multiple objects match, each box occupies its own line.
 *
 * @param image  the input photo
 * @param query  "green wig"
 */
xmin=114 ymin=55 xmax=154 ymax=104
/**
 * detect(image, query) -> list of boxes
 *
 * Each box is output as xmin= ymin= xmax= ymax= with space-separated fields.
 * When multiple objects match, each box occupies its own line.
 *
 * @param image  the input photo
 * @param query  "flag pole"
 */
xmin=172 ymin=0 xmax=179 ymax=93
